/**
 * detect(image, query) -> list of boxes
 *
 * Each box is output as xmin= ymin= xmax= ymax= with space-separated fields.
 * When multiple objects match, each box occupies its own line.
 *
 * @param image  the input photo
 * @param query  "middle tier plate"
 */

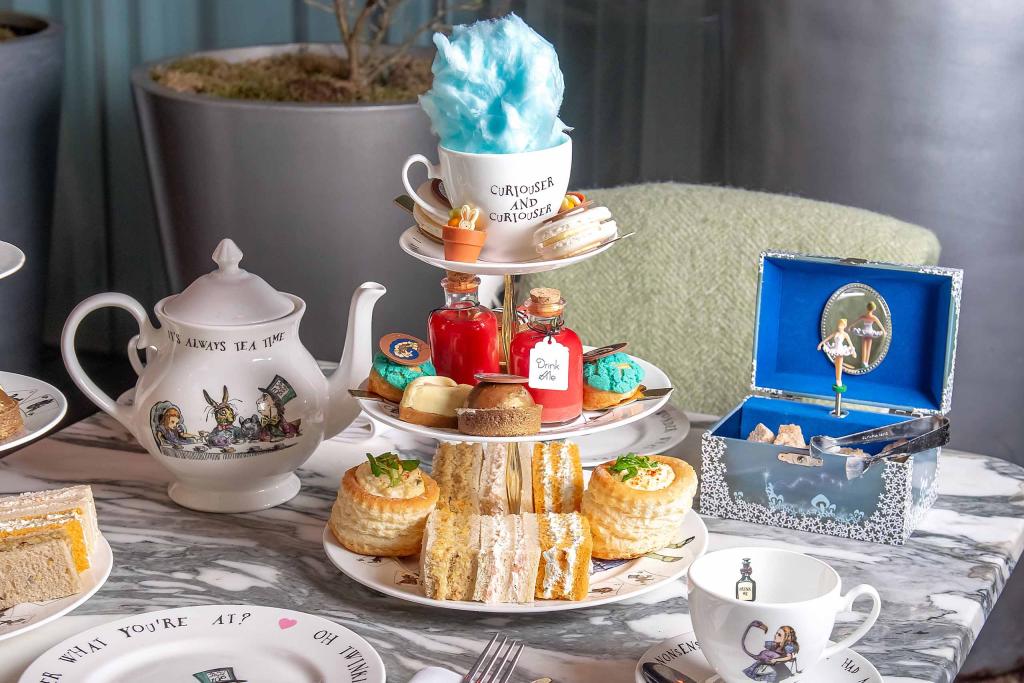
xmin=399 ymin=225 xmax=616 ymax=276
xmin=356 ymin=352 xmax=674 ymax=443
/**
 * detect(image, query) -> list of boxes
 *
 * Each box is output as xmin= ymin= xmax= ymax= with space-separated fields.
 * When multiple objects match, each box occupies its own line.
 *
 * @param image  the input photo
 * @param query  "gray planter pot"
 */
xmin=132 ymin=44 xmax=442 ymax=362
xmin=0 ymin=13 xmax=62 ymax=372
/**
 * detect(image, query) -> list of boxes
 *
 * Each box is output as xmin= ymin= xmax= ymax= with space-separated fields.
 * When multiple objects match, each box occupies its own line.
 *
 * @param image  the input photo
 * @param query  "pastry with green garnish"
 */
xmin=328 ymin=450 xmax=440 ymax=557
xmin=582 ymin=453 xmax=697 ymax=560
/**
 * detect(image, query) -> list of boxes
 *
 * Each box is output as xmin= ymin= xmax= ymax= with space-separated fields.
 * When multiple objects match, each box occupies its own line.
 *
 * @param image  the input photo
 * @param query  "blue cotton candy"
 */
xmin=419 ymin=14 xmax=569 ymax=154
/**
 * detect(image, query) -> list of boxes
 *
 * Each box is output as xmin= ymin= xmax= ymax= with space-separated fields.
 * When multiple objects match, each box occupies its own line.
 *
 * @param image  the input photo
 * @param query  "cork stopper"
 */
xmin=528 ymin=287 xmax=565 ymax=317
xmin=442 ymin=270 xmax=480 ymax=292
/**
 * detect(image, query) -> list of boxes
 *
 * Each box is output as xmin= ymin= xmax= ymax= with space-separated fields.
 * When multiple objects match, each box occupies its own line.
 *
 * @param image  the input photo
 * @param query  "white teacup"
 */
xmin=401 ymin=137 xmax=572 ymax=262
xmin=687 ymin=548 xmax=881 ymax=682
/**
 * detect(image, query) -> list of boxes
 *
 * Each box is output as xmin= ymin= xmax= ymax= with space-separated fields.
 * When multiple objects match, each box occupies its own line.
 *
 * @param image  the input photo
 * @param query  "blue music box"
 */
xmin=700 ymin=251 xmax=962 ymax=545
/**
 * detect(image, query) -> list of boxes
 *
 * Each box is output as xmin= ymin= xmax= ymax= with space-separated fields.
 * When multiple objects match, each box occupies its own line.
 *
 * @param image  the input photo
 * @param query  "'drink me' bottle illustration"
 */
xmin=736 ymin=557 xmax=756 ymax=601
xmin=427 ymin=271 xmax=500 ymax=386
xmin=509 ymin=287 xmax=583 ymax=424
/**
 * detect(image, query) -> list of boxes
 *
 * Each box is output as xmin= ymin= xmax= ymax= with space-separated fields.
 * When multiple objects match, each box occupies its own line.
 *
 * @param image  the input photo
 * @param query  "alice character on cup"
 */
xmin=155 ymin=405 xmax=196 ymax=447
xmin=817 ymin=318 xmax=857 ymax=387
xmin=741 ymin=621 xmax=800 ymax=682
xmin=850 ymin=301 xmax=885 ymax=368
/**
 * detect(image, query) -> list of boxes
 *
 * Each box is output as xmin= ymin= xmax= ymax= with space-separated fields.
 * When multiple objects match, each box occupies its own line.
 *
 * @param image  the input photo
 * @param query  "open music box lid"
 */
xmin=751 ymin=251 xmax=962 ymax=415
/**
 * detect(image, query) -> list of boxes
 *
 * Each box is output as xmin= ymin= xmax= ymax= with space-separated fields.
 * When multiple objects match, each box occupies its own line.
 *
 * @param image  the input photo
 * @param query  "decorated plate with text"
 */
xmin=635 ymin=631 xmax=881 ymax=683
xmin=323 ymin=508 xmax=707 ymax=614
xmin=19 ymin=604 xmax=385 ymax=683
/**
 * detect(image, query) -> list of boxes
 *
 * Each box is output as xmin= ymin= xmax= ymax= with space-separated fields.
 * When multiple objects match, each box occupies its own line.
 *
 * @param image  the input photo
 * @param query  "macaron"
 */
xmin=533 ymin=206 xmax=618 ymax=260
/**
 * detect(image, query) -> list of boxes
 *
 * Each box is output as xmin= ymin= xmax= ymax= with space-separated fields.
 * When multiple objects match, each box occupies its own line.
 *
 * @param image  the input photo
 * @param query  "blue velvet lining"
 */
xmin=755 ymin=256 xmax=954 ymax=411
xmin=715 ymin=396 xmax=905 ymax=452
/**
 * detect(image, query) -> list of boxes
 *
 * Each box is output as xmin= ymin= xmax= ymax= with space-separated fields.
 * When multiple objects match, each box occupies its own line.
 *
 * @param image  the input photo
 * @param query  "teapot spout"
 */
xmin=325 ymin=281 xmax=386 ymax=438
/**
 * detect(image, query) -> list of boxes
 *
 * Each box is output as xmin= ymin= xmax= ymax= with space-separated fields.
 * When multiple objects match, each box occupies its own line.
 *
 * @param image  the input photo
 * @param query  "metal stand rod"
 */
xmin=501 ymin=274 xmax=515 ymax=368
xmin=831 ymin=387 xmax=848 ymax=418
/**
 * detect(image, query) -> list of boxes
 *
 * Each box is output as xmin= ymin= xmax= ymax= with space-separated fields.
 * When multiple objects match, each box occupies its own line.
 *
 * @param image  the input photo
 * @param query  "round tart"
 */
xmin=456 ymin=379 xmax=542 ymax=436
xmin=582 ymin=455 xmax=696 ymax=560
xmin=329 ymin=454 xmax=439 ymax=557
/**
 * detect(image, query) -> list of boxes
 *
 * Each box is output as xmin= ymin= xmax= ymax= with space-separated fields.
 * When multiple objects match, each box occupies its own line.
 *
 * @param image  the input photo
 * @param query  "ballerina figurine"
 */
xmin=817 ymin=318 xmax=857 ymax=389
xmin=850 ymin=301 xmax=885 ymax=368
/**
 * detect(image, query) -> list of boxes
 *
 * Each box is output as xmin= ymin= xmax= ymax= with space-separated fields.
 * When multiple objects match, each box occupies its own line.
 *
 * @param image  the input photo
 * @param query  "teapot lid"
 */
xmin=163 ymin=239 xmax=295 ymax=325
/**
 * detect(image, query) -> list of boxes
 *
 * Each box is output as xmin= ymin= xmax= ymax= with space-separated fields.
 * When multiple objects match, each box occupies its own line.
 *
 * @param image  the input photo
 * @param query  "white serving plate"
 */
xmin=634 ymin=630 xmax=882 ymax=683
xmin=20 ymin=604 xmax=386 ymax=683
xmin=392 ymin=404 xmax=691 ymax=469
xmin=0 ymin=536 xmax=112 ymax=643
xmin=324 ymin=507 xmax=707 ymax=614
xmin=0 ymin=371 xmax=68 ymax=454
xmin=356 ymin=352 xmax=673 ymax=444
xmin=400 ymin=225 xmax=615 ymax=276
xmin=0 ymin=241 xmax=25 ymax=280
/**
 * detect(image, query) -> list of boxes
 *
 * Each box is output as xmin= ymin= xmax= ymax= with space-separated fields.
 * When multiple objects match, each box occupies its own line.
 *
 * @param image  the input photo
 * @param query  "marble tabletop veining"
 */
xmin=1 ymin=412 xmax=1022 ymax=683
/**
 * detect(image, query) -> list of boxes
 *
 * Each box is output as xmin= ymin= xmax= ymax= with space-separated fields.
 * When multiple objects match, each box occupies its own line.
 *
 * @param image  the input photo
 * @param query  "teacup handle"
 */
xmin=822 ymin=584 xmax=881 ymax=659
xmin=401 ymin=153 xmax=449 ymax=223
xmin=62 ymin=293 xmax=158 ymax=437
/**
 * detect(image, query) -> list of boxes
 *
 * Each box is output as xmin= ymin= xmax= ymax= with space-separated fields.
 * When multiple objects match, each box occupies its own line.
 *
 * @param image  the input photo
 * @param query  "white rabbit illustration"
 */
xmin=458 ymin=205 xmax=480 ymax=230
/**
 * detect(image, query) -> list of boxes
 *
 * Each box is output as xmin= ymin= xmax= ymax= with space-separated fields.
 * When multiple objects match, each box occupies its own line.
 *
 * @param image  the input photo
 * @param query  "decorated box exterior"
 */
xmin=699 ymin=252 xmax=962 ymax=545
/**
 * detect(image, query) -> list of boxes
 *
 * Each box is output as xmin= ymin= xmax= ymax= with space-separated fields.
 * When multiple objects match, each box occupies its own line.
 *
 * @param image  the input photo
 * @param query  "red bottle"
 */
xmin=428 ymin=272 xmax=500 ymax=386
xmin=509 ymin=287 xmax=583 ymax=424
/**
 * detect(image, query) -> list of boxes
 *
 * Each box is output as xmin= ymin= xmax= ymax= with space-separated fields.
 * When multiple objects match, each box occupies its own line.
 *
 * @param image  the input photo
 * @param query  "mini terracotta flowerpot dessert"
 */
xmin=456 ymin=374 xmax=542 ymax=436
xmin=443 ymin=205 xmax=486 ymax=263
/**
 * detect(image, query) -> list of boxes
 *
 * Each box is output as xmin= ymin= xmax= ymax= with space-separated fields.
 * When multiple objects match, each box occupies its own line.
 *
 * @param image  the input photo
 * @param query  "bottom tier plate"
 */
xmin=323 ymin=508 xmax=707 ymax=614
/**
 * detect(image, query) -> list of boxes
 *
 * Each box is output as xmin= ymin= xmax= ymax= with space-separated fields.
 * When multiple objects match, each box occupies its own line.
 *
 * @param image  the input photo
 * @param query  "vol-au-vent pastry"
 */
xmin=0 ymin=387 xmax=23 ymax=440
xmin=329 ymin=452 xmax=439 ymax=557
xmin=0 ymin=528 xmax=82 ymax=609
xmin=583 ymin=352 xmax=645 ymax=410
xmin=0 ymin=485 xmax=101 ymax=572
xmin=582 ymin=454 xmax=696 ymax=560
xmin=399 ymin=376 xmax=473 ymax=429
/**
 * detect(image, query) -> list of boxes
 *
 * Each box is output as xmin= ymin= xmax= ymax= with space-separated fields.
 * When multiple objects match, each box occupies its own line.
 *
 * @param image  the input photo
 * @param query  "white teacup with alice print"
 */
xmin=400 ymin=137 xmax=572 ymax=262
xmin=687 ymin=547 xmax=881 ymax=682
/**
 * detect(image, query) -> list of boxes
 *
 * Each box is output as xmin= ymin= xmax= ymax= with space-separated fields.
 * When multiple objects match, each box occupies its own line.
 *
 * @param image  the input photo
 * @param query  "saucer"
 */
xmin=0 ymin=371 xmax=68 ymax=453
xmin=0 ymin=241 xmax=25 ymax=280
xmin=635 ymin=631 xmax=881 ymax=683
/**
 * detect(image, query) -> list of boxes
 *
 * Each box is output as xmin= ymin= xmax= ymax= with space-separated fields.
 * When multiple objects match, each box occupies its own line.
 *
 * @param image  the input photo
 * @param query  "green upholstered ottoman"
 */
xmin=520 ymin=183 xmax=940 ymax=416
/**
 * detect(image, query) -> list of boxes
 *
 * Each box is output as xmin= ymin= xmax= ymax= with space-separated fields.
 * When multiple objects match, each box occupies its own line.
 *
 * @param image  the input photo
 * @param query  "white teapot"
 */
xmin=61 ymin=239 xmax=385 ymax=513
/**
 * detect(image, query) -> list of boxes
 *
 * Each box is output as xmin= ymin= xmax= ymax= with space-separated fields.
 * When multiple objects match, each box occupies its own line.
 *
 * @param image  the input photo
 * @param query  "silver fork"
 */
xmin=463 ymin=632 xmax=526 ymax=683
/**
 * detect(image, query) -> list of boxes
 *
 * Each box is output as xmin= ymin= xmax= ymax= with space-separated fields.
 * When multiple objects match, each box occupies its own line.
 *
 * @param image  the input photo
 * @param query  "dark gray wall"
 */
xmin=722 ymin=0 xmax=1024 ymax=465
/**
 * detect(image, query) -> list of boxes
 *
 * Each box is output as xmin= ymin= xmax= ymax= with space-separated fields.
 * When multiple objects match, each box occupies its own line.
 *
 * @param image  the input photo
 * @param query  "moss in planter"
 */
xmin=152 ymin=51 xmax=432 ymax=104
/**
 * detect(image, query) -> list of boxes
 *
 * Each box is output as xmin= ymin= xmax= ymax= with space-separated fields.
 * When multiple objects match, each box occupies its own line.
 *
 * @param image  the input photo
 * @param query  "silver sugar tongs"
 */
xmin=809 ymin=414 xmax=950 ymax=480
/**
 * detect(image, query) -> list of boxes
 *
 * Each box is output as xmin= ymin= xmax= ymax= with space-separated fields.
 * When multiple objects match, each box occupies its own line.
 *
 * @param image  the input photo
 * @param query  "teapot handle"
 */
xmin=62 ymin=293 xmax=157 ymax=436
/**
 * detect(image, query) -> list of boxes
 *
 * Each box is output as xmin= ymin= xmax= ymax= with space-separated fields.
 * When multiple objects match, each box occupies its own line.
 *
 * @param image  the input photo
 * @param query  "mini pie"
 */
xmin=582 ymin=455 xmax=696 ymax=560
xmin=329 ymin=457 xmax=439 ymax=557
xmin=399 ymin=376 xmax=473 ymax=429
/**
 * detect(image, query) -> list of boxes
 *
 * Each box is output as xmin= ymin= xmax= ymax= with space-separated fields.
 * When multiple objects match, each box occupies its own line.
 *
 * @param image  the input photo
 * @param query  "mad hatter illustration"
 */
xmin=255 ymin=375 xmax=302 ymax=442
xmin=193 ymin=667 xmax=248 ymax=683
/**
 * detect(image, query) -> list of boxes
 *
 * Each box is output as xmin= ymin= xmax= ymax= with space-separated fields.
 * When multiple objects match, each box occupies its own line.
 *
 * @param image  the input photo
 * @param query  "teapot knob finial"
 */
xmin=212 ymin=239 xmax=243 ymax=275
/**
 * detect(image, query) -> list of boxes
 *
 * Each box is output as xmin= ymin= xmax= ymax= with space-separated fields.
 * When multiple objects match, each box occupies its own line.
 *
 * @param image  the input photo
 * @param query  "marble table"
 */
xmin=1 ymin=412 xmax=1022 ymax=683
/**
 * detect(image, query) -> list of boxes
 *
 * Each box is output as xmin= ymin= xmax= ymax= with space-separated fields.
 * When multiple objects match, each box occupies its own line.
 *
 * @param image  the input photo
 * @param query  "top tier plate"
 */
xmin=356 ymin=351 xmax=674 ymax=443
xmin=399 ymin=225 xmax=615 ymax=276
xmin=0 ymin=241 xmax=26 ymax=280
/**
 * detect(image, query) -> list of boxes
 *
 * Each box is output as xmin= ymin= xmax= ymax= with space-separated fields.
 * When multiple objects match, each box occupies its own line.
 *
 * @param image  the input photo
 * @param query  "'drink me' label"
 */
xmin=529 ymin=338 xmax=569 ymax=391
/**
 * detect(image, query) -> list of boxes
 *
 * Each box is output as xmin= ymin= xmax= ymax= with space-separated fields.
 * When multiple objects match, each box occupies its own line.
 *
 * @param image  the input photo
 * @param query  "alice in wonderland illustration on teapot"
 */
xmin=62 ymin=238 xmax=386 ymax=513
